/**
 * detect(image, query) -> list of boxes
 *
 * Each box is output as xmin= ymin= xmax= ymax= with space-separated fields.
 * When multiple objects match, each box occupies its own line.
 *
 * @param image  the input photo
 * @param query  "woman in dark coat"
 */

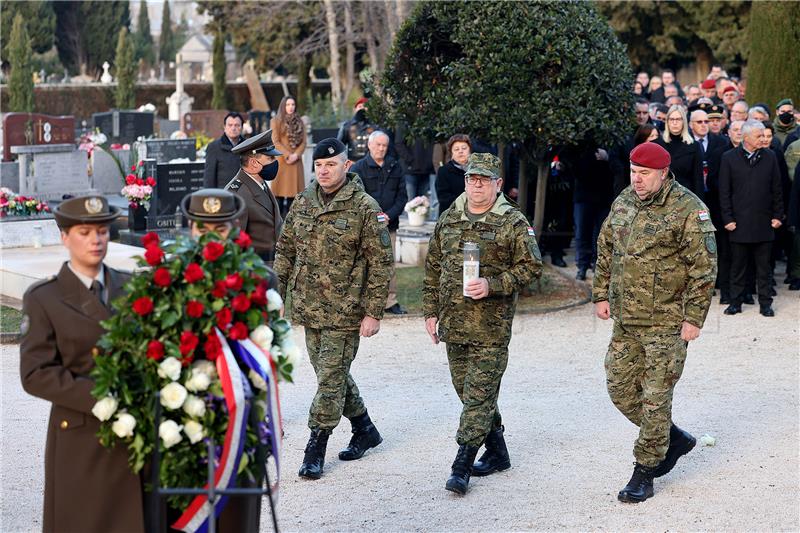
xmin=655 ymin=105 xmax=704 ymax=198
xmin=435 ymin=134 xmax=472 ymax=214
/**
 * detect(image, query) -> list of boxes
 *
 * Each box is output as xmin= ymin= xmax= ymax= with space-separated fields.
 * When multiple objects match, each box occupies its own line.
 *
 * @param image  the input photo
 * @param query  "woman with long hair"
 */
xmin=270 ymin=95 xmax=307 ymax=217
xmin=654 ymin=105 xmax=704 ymax=196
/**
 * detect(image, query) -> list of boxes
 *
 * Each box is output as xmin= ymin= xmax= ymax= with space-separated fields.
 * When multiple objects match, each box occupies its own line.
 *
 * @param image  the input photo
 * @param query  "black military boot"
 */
xmin=445 ymin=445 xmax=480 ymax=495
xmin=338 ymin=411 xmax=383 ymax=461
xmin=654 ymin=424 xmax=696 ymax=478
xmin=472 ymin=425 xmax=511 ymax=477
xmin=617 ymin=463 xmax=656 ymax=503
xmin=298 ymin=429 xmax=329 ymax=480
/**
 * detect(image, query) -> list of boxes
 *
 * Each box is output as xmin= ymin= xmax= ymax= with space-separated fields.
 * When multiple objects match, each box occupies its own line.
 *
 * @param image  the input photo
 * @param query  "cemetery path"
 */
xmin=2 ymin=285 xmax=798 ymax=532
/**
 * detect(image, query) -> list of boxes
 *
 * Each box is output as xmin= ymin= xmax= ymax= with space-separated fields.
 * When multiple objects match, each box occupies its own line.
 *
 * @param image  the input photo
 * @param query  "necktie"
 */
xmin=90 ymin=280 xmax=105 ymax=305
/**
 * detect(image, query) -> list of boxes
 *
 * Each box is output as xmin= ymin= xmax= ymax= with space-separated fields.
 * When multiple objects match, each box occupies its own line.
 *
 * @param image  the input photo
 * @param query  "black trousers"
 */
xmin=730 ymin=241 xmax=773 ymax=307
xmin=715 ymin=229 xmax=732 ymax=298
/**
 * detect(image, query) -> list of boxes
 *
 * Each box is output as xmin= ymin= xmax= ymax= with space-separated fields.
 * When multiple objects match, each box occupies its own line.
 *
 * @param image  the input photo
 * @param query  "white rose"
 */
xmin=159 ymin=420 xmax=183 ymax=448
xmin=183 ymin=420 xmax=205 ymax=444
xmin=158 ymin=357 xmax=183 ymax=381
xmin=111 ymin=412 xmax=136 ymax=438
xmin=282 ymin=343 xmax=301 ymax=368
xmin=266 ymin=289 xmax=283 ymax=311
xmin=248 ymin=369 xmax=268 ymax=391
xmin=269 ymin=344 xmax=283 ymax=363
xmin=192 ymin=360 xmax=217 ymax=379
xmin=183 ymin=395 xmax=206 ymax=418
xmin=160 ymin=382 xmax=188 ymax=410
xmin=91 ymin=396 xmax=118 ymax=421
xmin=185 ymin=369 xmax=211 ymax=392
xmin=249 ymin=325 xmax=274 ymax=350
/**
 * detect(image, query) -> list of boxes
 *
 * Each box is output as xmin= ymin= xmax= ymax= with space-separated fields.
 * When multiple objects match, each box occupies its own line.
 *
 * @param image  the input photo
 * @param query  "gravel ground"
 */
xmin=2 ymin=280 xmax=798 ymax=532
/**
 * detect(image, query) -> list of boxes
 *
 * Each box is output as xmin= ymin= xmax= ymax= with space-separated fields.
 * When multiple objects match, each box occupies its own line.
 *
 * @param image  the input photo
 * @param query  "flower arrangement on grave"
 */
xmin=404 ymin=195 xmax=430 ymax=216
xmin=77 ymin=129 xmax=108 ymax=157
xmin=121 ymin=161 xmax=155 ymax=210
xmin=90 ymin=230 xmax=297 ymax=524
xmin=0 ymin=188 xmax=51 ymax=218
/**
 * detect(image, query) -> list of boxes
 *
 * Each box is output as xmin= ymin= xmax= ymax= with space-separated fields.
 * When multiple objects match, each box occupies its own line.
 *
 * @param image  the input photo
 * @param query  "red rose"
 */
xmin=184 ymin=263 xmax=204 ymax=283
xmin=153 ymin=268 xmax=171 ymax=287
xmin=179 ymin=330 xmax=199 ymax=356
xmin=144 ymin=245 xmax=164 ymax=266
xmin=235 ymin=231 xmax=252 ymax=249
xmin=229 ymin=321 xmax=249 ymax=340
xmin=146 ymin=340 xmax=164 ymax=361
xmin=231 ymin=293 xmax=251 ymax=313
xmin=204 ymin=334 xmax=222 ymax=361
xmin=186 ymin=300 xmax=204 ymax=318
xmin=211 ymin=280 xmax=227 ymax=299
xmin=141 ymin=232 xmax=159 ymax=248
xmin=216 ymin=308 xmax=232 ymax=330
xmin=135 ymin=178 xmax=144 ymax=186
xmin=250 ymin=283 xmax=267 ymax=306
xmin=125 ymin=174 xmax=136 ymax=185
xmin=225 ymin=273 xmax=243 ymax=291
xmin=132 ymin=296 xmax=154 ymax=316
xmin=181 ymin=355 xmax=194 ymax=367
xmin=146 ymin=176 xmax=155 ymax=186
xmin=138 ymin=160 xmax=144 ymax=167
xmin=131 ymin=164 xmax=137 ymax=171
xmin=202 ymin=241 xmax=225 ymax=262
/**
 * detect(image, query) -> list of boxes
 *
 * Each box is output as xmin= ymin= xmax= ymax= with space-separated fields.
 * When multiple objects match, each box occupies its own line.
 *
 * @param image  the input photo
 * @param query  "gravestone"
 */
xmin=147 ymin=161 xmax=205 ymax=230
xmin=91 ymin=148 xmax=132 ymax=194
xmin=140 ymin=138 xmax=197 ymax=163
xmin=0 ymin=162 xmax=20 ymax=191
xmin=11 ymin=144 xmax=91 ymax=201
xmin=3 ymin=113 xmax=76 ymax=162
xmin=92 ymin=110 xmax=155 ymax=144
xmin=182 ymin=110 xmax=249 ymax=138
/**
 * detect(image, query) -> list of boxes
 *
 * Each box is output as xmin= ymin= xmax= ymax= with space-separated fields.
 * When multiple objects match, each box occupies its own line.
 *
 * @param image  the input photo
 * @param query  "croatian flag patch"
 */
xmin=527 ymin=226 xmax=536 ymax=237
xmin=377 ymin=212 xmax=388 ymax=224
xmin=698 ymin=210 xmax=710 ymax=221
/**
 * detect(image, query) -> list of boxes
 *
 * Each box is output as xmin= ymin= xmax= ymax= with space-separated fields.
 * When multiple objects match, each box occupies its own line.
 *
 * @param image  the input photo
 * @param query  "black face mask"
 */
xmin=779 ymin=112 xmax=794 ymax=125
xmin=259 ymin=160 xmax=279 ymax=181
xmin=354 ymin=109 xmax=367 ymax=122
xmin=652 ymin=119 xmax=665 ymax=132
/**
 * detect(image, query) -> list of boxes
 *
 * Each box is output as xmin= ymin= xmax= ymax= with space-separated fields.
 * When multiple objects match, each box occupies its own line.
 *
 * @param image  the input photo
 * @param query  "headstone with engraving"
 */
xmin=3 ymin=113 xmax=76 ymax=162
xmin=92 ymin=110 xmax=155 ymax=144
xmin=11 ymin=144 xmax=91 ymax=201
xmin=147 ymin=161 xmax=205 ymax=230
xmin=182 ymin=110 xmax=249 ymax=138
xmin=140 ymin=138 xmax=197 ymax=163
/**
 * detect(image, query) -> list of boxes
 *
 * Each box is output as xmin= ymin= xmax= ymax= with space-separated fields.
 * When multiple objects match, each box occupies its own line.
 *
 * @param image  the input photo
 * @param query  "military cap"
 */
xmin=465 ymin=152 xmax=501 ymax=178
xmin=700 ymin=79 xmax=716 ymax=90
xmin=312 ymin=138 xmax=347 ymax=161
xmin=354 ymin=97 xmax=369 ymax=108
xmin=777 ymin=98 xmax=794 ymax=109
xmin=722 ymin=85 xmax=738 ymax=95
xmin=180 ymin=188 xmax=245 ymax=223
xmin=231 ymin=129 xmax=281 ymax=157
xmin=706 ymin=105 xmax=724 ymax=119
xmin=630 ymin=142 xmax=671 ymax=169
xmin=53 ymin=195 xmax=120 ymax=228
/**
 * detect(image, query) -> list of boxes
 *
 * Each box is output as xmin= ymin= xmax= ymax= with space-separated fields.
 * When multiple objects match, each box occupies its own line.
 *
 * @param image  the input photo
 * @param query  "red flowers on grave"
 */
xmin=146 ymin=340 xmax=165 ymax=361
xmin=179 ymin=330 xmax=199 ymax=357
xmin=153 ymin=268 xmax=171 ymax=287
xmin=215 ymin=308 xmax=232 ymax=330
xmin=225 ymin=273 xmax=243 ymax=291
xmin=235 ymin=231 xmax=252 ymax=249
xmin=144 ymin=245 xmax=164 ymax=266
xmin=211 ymin=280 xmax=227 ymax=299
xmin=141 ymin=232 xmax=159 ymax=248
xmin=184 ymin=263 xmax=204 ymax=283
xmin=203 ymin=333 xmax=223 ymax=361
xmin=132 ymin=296 xmax=154 ymax=316
xmin=250 ymin=282 xmax=268 ymax=306
xmin=202 ymin=241 xmax=225 ymax=262
xmin=231 ymin=293 xmax=251 ymax=313
xmin=229 ymin=322 xmax=249 ymax=340
xmin=186 ymin=300 xmax=204 ymax=318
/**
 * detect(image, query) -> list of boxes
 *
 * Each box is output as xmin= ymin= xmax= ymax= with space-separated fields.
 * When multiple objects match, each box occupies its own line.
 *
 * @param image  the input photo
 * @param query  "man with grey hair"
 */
xmin=730 ymin=100 xmax=749 ymax=123
xmin=351 ymin=130 xmax=408 ymax=314
xmin=748 ymin=106 xmax=770 ymax=122
xmin=719 ymin=120 xmax=784 ymax=316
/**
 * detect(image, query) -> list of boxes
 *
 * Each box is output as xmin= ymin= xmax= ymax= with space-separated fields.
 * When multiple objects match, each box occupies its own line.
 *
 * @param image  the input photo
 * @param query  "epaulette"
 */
xmin=24 ymin=275 xmax=57 ymax=296
xmin=225 ymin=179 xmax=242 ymax=191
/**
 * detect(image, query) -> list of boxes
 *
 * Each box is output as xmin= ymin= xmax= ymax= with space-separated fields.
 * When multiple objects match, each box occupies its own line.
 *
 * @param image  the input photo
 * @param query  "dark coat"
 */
xmin=569 ymin=145 xmax=614 ymax=205
xmin=203 ymin=134 xmax=244 ymax=189
xmin=350 ymin=154 xmax=406 ymax=230
xmin=655 ymin=135 xmax=704 ymax=198
xmin=225 ymin=169 xmax=283 ymax=260
xmin=719 ymin=146 xmax=784 ymax=243
xmin=395 ymin=124 xmax=434 ymax=175
xmin=20 ymin=263 xmax=145 ymax=533
xmin=788 ymin=163 xmax=800 ymax=229
xmin=698 ymin=133 xmax=731 ymax=227
xmin=435 ymin=160 xmax=467 ymax=214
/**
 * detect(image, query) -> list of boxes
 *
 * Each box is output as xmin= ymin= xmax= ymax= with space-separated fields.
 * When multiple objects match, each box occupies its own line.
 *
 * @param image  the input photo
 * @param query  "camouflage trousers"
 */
xmin=447 ymin=343 xmax=508 ymax=447
xmin=605 ymin=322 xmax=688 ymax=467
xmin=305 ymin=328 xmax=367 ymax=432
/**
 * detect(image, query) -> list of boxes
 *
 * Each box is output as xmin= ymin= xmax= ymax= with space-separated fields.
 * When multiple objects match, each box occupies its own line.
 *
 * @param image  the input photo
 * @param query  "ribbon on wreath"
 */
xmin=172 ymin=328 xmax=249 ymax=533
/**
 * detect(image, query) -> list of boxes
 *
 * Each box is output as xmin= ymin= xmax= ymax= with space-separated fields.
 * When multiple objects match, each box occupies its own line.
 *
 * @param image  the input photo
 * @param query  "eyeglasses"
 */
xmin=465 ymin=176 xmax=497 ymax=185
xmin=692 ymin=120 xmax=709 ymax=124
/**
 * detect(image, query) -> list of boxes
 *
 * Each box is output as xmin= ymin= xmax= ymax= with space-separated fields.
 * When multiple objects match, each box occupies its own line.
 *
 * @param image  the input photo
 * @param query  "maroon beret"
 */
xmin=701 ymin=79 xmax=716 ymax=90
xmin=722 ymin=85 xmax=738 ymax=95
xmin=630 ymin=142 xmax=671 ymax=169
xmin=354 ymin=97 xmax=369 ymax=108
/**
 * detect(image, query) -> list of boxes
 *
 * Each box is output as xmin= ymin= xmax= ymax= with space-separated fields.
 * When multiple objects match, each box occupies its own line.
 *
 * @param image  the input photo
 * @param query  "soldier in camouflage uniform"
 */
xmin=274 ymin=138 xmax=393 ymax=480
xmin=592 ymin=142 xmax=717 ymax=503
xmin=423 ymin=153 xmax=543 ymax=495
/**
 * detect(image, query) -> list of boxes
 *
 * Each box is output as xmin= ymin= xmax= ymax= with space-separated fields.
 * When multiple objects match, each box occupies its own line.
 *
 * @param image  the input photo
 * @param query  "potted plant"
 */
xmin=404 ymin=195 xmax=430 ymax=226
xmin=121 ymin=161 xmax=155 ymax=232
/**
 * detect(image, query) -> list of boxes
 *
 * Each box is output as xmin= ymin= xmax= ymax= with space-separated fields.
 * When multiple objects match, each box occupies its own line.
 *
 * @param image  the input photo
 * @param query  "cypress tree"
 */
xmin=747 ymin=2 xmax=800 ymax=110
xmin=211 ymin=29 xmax=228 ymax=110
xmin=158 ymin=0 xmax=175 ymax=63
xmin=8 ymin=13 xmax=34 ymax=112
xmin=134 ymin=0 xmax=155 ymax=65
xmin=115 ymin=27 xmax=136 ymax=109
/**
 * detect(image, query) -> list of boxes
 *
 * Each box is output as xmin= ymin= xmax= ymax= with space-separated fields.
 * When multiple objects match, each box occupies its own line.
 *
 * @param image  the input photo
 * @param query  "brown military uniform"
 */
xmin=20 ymin=263 xmax=145 ymax=533
xmin=225 ymin=169 xmax=282 ymax=261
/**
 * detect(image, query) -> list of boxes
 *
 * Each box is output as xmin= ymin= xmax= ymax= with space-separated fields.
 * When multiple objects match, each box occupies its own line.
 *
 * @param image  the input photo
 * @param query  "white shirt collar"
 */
xmin=68 ymin=262 xmax=105 ymax=290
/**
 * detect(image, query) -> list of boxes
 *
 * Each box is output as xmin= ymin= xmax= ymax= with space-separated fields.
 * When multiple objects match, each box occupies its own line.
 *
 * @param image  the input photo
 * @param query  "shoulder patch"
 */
xmin=527 ymin=226 xmax=536 ymax=237
xmin=19 ymin=314 xmax=30 ymax=336
xmin=697 ymin=210 xmax=710 ymax=222
xmin=705 ymin=234 xmax=717 ymax=254
xmin=376 ymin=212 xmax=388 ymax=224
xmin=380 ymin=229 xmax=391 ymax=248
xmin=226 ymin=179 xmax=242 ymax=191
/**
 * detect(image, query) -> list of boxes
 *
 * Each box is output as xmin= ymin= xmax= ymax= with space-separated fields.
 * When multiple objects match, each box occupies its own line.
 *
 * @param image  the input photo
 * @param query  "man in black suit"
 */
xmin=719 ymin=120 xmax=784 ymax=316
xmin=203 ymin=112 xmax=246 ymax=188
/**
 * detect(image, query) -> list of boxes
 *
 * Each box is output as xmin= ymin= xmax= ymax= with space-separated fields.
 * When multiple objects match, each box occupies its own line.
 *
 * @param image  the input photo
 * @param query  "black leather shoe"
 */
xmin=618 ymin=463 xmax=655 ymax=503
xmin=576 ymin=267 xmax=587 ymax=281
xmin=385 ymin=303 xmax=408 ymax=315
xmin=339 ymin=411 xmax=383 ymax=461
xmin=723 ymin=304 xmax=742 ymax=315
xmin=784 ymin=276 xmax=793 ymax=284
xmin=759 ymin=305 xmax=775 ymax=317
xmin=789 ymin=281 xmax=800 ymax=291
xmin=742 ymin=294 xmax=755 ymax=305
xmin=472 ymin=425 xmax=511 ymax=477
xmin=298 ymin=429 xmax=329 ymax=479
xmin=654 ymin=424 xmax=696 ymax=477
xmin=445 ymin=445 xmax=480 ymax=495
xmin=551 ymin=256 xmax=567 ymax=267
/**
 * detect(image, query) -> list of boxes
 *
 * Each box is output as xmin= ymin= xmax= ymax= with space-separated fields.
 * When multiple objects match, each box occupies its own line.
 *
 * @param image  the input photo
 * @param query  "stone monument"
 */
xmin=167 ymin=53 xmax=194 ymax=121
xmin=101 ymin=61 xmax=113 ymax=84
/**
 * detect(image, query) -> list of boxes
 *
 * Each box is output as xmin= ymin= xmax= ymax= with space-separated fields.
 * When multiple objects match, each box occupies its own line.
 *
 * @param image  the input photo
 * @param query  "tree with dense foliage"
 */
xmin=0 ymin=0 xmax=56 ymax=63
xmin=375 ymin=0 xmax=631 ymax=228
xmin=114 ymin=27 xmax=136 ymax=109
xmin=211 ymin=28 xmax=228 ymax=110
xmin=133 ymin=0 xmax=155 ymax=66
xmin=158 ymin=0 xmax=176 ymax=64
xmin=746 ymin=1 xmax=800 ymax=108
xmin=8 ymin=13 xmax=34 ymax=112
xmin=53 ymin=0 xmax=130 ymax=77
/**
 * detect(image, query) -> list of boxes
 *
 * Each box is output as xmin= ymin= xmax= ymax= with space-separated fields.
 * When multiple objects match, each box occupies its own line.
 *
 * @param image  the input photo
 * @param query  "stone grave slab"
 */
xmin=12 ymin=144 xmax=91 ymax=201
xmin=3 ymin=113 xmax=76 ymax=162
xmin=93 ymin=110 xmax=155 ymax=144
xmin=147 ymin=161 xmax=205 ymax=230
xmin=140 ymin=138 xmax=197 ymax=162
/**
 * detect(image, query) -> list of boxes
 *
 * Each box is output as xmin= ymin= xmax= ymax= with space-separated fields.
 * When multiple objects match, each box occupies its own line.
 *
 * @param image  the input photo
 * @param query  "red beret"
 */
xmin=701 ymin=79 xmax=716 ymax=90
xmin=630 ymin=142 xmax=671 ymax=169
xmin=354 ymin=97 xmax=369 ymax=108
xmin=722 ymin=85 xmax=738 ymax=95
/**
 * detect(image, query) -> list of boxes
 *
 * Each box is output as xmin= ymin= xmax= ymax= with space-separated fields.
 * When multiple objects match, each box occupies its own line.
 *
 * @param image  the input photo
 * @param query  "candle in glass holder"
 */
xmin=463 ymin=241 xmax=480 ymax=297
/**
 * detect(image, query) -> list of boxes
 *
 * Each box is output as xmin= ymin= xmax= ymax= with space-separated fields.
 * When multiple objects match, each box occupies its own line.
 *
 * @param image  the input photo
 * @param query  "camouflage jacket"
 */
xmin=423 ymin=193 xmax=542 ymax=346
xmin=592 ymin=179 xmax=717 ymax=329
xmin=274 ymin=173 xmax=393 ymax=330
